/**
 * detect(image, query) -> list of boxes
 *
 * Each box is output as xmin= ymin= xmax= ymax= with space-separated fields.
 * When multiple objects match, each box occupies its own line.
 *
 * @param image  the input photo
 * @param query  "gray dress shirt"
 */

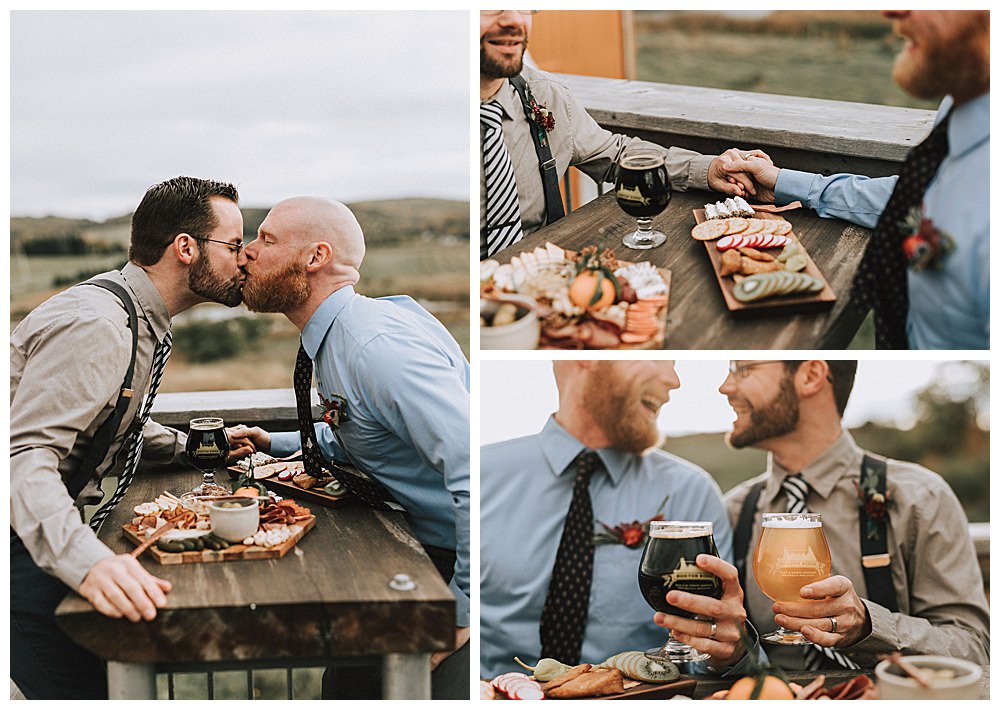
xmin=725 ymin=430 xmax=989 ymax=668
xmin=11 ymin=262 xmax=185 ymax=589
xmin=480 ymin=65 xmax=714 ymax=238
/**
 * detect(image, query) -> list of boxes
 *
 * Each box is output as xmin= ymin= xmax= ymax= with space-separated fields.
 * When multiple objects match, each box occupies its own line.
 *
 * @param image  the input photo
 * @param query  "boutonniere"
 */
xmin=319 ymin=392 xmax=349 ymax=429
xmin=899 ymin=206 xmax=955 ymax=271
xmin=855 ymin=466 xmax=891 ymax=541
xmin=521 ymin=83 xmax=555 ymax=134
xmin=593 ymin=495 xmax=669 ymax=548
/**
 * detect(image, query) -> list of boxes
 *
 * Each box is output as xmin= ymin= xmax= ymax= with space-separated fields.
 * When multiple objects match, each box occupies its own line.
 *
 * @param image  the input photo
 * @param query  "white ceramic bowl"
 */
xmin=875 ymin=655 xmax=982 ymax=700
xmin=480 ymin=300 xmax=540 ymax=350
xmin=208 ymin=498 xmax=260 ymax=543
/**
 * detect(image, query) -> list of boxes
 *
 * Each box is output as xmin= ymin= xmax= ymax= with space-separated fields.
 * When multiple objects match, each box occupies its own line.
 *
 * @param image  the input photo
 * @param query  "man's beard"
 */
xmin=480 ymin=36 xmax=527 ymax=79
xmin=581 ymin=363 xmax=663 ymax=455
xmin=892 ymin=18 xmax=987 ymax=100
xmin=727 ymin=373 xmax=800 ymax=449
xmin=188 ymin=252 xmax=243 ymax=307
xmin=242 ymin=260 xmax=310 ymax=314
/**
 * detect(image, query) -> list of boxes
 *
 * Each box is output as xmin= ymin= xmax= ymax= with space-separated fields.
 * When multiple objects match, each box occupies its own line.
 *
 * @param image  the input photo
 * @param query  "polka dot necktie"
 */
xmin=539 ymin=450 xmax=600 ymax=665
xmin=293 ymin=342 xmax=396 ymax=511
xmin=89 ymin=332 xmax=172 ymax=531
xmin=782 ymin=474 xmax=859 ymax=671
xmin=481 ymin=99 xmax=524 ymax=260
xmin=852 ymin=110 xmax=952 ymax=350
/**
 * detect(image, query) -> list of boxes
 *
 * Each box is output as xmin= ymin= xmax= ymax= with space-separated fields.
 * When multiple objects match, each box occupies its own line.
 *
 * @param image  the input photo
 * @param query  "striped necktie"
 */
xmin=89 ymin=331 xmax=172 ymax=531
xmin=781 ymin=474 xmax=859 ymax=671
xmin=481 ymin=99 xmax=524 ymax=259
xmin=539 ymin=450 xmax=599 ymax=665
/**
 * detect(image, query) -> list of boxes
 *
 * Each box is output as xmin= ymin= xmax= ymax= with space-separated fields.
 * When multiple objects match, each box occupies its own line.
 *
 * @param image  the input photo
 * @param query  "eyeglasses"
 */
xmin=194 ymin=237 xmax=244 ymax=256
xmin=481 ymin=10 xmax=539 ymax=17
xmin=728 ymin=360 xmax=784 ymax=380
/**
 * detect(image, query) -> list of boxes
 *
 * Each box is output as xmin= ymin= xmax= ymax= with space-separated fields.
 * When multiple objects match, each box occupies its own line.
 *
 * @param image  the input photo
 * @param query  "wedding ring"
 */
xmin=829 ymin=616 xmax=838 ymax=633
xmin=708 ymin=620 xmax=718 ymax=639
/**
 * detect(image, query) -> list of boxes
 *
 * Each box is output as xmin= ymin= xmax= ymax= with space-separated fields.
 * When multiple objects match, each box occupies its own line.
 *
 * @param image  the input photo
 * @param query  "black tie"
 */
xmin=293 ymin=342 xmax=396 ymax=510
xmin=852 ymin=111 xmax=951 ymax=349
xmin=539 ymin=450 xmax=600 ymax=665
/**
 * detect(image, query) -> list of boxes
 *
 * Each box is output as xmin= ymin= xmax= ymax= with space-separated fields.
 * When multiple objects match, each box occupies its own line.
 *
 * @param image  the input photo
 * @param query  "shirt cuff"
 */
xmin=774 ymin=168 xmax=817 ymax=207
xmin=451 ymin=579 xmax=470 ymax=627
xmin=844 ymin=598 xmax=895 ymax=657
xmin=269 ymin=431 xmax=302 ymax=457
xmin=59 ymin=533 xmax=117 ymax=591
xmin=714 ymin=620 xmax=767 ymax=678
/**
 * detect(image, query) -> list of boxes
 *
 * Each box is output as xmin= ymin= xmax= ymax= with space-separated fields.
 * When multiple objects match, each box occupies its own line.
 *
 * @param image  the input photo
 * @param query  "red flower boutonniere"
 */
xmin=521 ymin=83 xmax=555 ymax=138
xmin=855 ymin=467 xmax=891 ymax=541
xmin=319 ymin=393 xmax=349 ymax=429
xmin=899 ymin=206 xmax=955 ymax=271
xmin=593 ymin=495 xmax=669 ymax=548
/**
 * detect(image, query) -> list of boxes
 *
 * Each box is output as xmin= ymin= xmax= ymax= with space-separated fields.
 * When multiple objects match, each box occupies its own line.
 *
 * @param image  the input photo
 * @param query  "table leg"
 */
xmin=382 ymin=653 xmax=430 ymax=699
xmin=107 ymin=661 xmax=156 ymax=699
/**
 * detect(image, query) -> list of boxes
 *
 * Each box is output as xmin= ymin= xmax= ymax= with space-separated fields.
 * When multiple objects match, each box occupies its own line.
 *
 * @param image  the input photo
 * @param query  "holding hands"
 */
xmin=225 ymin=424 xmax=272 ymax=462
xmin=772 ymin=575 xmax=871 ymax=648
xmin=708 ymin=148 xmax=774 ymax=199
xmin=652 ymin=554 xmax=748 ymax=667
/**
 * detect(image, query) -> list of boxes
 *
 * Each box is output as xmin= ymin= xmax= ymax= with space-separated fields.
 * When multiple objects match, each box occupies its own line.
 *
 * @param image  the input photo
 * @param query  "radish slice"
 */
xmin=717 ymin=235 xmax=735 ymax=250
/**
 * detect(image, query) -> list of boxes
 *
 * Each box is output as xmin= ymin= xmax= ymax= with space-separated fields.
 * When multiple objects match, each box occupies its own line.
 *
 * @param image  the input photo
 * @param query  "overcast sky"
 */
xmin=11 ymin=10 xmax=469 ymax=220
xmin=480 ymin=360 xmax=988 ymax=445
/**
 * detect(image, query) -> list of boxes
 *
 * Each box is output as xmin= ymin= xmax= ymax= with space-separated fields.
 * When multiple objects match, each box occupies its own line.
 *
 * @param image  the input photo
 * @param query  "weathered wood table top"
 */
xmin=55 ymin=466 xmax=455 ymax=665
xmin=493 ymin=190 xmax=871 ymax=349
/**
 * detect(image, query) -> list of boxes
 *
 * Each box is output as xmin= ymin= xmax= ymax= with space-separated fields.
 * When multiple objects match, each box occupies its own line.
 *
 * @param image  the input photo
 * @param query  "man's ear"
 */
xmin=797 ymin=360 xmax=830 ymax=400
xmin=173 ymin=233 xmax=197 ymax=265
xmin=305 ymin=241 xmax=333 ymax=272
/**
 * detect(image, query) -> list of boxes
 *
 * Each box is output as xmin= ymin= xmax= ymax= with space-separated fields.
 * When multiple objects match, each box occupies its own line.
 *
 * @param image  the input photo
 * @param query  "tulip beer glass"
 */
xmin=185 ymin=417 xmax=232 ymax=497
xmin=638 ymin=520 xmax=723 ymax=663
xmin=752 ymin=512 xmax=832 ymax=645
xmin=615 ymin=147 xmax=670 ymax=250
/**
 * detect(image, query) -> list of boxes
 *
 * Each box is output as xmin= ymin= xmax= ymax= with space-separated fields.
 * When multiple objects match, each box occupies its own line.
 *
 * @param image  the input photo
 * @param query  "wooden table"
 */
xmin=493 ymin=190 xmax=872 ymax=349
xmin=690 ymin=665 xmax=990 ymax=699
xmin=54 ymin=466 xmax=455 ymax=699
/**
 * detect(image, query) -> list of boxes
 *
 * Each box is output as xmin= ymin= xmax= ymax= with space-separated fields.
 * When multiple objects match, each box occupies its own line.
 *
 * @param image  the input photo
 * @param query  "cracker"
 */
xmin=691 ymin=220 xmax=728 ymax=241
xmin=741 ymin=219 xmax=764 ymax=235
xmin=771 ymin=220 xmax=792 ymax=236
xmin=724 ymin=217 xmax=748 ymax=235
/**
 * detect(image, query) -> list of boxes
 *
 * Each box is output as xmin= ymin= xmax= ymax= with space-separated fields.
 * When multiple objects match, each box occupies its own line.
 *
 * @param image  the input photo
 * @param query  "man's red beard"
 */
xmin=242 ymin=260 xmax=310 ymax=314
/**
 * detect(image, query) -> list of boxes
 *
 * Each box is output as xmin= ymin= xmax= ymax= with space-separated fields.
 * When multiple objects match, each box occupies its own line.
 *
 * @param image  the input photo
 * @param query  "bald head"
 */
xmin=268 ymin=197 xmax=366 ymax=278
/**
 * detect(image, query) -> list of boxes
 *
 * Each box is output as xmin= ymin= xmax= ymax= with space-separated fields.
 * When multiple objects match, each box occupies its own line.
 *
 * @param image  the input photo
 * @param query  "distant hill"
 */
xmin=11 ymin=198 xmax=469 ymax=253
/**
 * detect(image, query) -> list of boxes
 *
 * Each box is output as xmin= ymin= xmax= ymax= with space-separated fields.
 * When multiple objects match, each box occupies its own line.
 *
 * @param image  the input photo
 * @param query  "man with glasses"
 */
xmin=479 ymin=9 xmax=767 ymax=258
xmin=721 ymin=360 xmax=988 ymax=669
xmin=230 ymin=197 xmax=470 ymax=699
xmin=11 ymin=175 xmax=250 ymax=699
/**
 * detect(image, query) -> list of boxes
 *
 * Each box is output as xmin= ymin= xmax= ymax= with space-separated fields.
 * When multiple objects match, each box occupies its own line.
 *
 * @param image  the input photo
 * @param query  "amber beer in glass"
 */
xmin=752 ymin=512 xmax=832 ymax=644
xmin=637 ymin=520 xmax=721 ymax=663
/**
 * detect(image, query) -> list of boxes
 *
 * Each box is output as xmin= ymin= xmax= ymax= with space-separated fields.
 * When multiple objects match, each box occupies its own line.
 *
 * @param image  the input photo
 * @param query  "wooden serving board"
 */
xmin=583 ymin=677 xmax=697 ymax=700
xmin=227 ymin=464 xmax=354 ymax=508
xmin=122 ymin=516 xmax=315 ymax=565
xmin=693 ymin=210 xmax=836 ymax=316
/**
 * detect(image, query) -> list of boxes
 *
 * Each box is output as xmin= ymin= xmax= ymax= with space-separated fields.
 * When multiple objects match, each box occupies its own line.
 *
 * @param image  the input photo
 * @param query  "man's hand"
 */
xmin=431 ymin=626 xmax=470 ymax=671
xmin=652 ymin=554 xmax=748 ymax=667
xmin=78 ymin=554 xmax=172 ymax=622
xmin=708 ymin=148 xmax=773 ymax=198
xmin=719 ymin=155 xmax=781 ymax=204
xmin=225 ymin=424 xmax=271 ymax=463
xmin=772 ymin=575 xmax=871 ymax=648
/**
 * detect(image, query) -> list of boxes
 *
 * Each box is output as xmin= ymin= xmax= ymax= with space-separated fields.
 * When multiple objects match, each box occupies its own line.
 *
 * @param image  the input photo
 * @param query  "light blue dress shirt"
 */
xmin=480 ymin=416 xmax=737 ymax=679
xmin=270 ymin=285 xmax=470 ymax=626
xmin=774 ymin=94 xmax=989 ymax=349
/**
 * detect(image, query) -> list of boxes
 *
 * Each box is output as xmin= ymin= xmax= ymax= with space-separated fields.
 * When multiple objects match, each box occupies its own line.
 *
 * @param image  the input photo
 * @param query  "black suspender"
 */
xmin=733 ymin=458 xmax=899 ymax=613
xmin=64 ymin=277 xmax=140 ymax=500
xmin=508 ymin=74 xmax=565 ymax=226
xmin=858 ymin=454 xmax=898 ymax=612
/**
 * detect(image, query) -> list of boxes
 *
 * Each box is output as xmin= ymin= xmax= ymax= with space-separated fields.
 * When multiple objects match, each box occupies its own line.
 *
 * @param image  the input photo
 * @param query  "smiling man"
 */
xmin=722 ymin=11 xmax=989 ymax=349
xmin=479 ymin=10 xmax=764 ymax=258
xmin=721 ymin=360 xmax=989 ymax=670
xmin=480 ymin=360 xmax=756 ymax=680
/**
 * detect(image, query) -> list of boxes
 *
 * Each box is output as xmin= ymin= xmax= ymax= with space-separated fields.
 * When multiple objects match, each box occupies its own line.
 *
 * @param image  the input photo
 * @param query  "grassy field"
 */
xmin=635 ymin=11 xmax=938 ymax=109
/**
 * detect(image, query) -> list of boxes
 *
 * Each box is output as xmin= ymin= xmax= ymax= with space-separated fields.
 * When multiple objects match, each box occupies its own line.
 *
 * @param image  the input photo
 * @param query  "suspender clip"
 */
xmin=862 ymin=553 xmax=891 ymax=568
xmin=541 ymin=158 xmax=556 ymax=172
xmin=121 ymin=388 xmax=134 ymax=398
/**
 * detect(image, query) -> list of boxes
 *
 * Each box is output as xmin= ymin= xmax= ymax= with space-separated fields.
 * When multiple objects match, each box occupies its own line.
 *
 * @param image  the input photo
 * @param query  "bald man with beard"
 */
xmin=235 ymin=198 xmax=470 ymax=699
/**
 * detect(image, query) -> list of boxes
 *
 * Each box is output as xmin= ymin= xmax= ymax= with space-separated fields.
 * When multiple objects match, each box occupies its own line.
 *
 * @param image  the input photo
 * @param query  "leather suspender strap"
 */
xmin=859 ymin=454 xmax=899 ymax=612
xmin=65 ymin=277 xmax=140 ymax=500
xmin=509 ymin=74 xmax=565 ymax=226
xmin=734 ymin=479 xmax=766 ymax=596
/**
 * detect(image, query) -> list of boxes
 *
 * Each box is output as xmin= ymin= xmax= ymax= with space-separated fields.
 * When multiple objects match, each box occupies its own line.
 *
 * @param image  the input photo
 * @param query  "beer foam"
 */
xmin=649 ymin=521 xmax=713 ymax=538
xmin=761 ymin=515 xmax=822 ymax=528
xmin=189 ymin=417 xmax=224 ymax=430
xmin=620 ymin=153 xmax=665 ymax=170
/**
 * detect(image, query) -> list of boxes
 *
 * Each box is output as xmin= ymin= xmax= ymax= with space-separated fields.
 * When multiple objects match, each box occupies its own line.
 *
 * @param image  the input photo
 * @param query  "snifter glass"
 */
xmin=637 ymin=520 xmax=722 ymax=663
xmin=185 ymin=417 xmax=232 ymax=497
xmin=615 ymin=147 xmax=671 ymax=250
xmin=752 ymin=512 xmax=832 ymax=645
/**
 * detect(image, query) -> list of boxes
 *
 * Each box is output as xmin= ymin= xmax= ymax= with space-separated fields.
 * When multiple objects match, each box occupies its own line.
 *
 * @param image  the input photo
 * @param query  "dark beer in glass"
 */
xmin=185 ymin=417 xmax=231 ymax=496
xmin=615 ymin=148 xmax=671 ymax=249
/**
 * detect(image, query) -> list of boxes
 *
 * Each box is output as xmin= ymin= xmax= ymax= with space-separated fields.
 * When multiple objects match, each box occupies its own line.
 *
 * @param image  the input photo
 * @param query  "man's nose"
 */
xmin=719 ymin=371 xmax=736 ymax=395
xmin=881 ymin=10 xmax=909 ymax=20
xmin=243 ymin=239 xmax=258 ymax=260
xmin=497 ymin=10 xmax=528 ymax=28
